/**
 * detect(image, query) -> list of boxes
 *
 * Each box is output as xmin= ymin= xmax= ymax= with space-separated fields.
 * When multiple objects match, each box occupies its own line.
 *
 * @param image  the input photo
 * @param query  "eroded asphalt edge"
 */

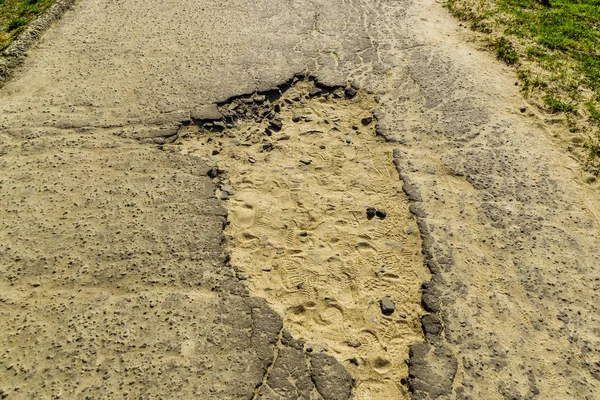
xmin=0 ymin=0 xmax=76 ymax=84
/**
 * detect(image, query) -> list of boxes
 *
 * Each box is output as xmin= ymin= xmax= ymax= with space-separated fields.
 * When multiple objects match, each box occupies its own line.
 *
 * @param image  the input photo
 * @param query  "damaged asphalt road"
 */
xmin=0 ymin=0 xmax=599 ymax=399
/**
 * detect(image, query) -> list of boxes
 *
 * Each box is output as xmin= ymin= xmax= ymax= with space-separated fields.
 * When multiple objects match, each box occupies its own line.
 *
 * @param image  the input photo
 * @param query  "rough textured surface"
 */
xmin=0 ymin=0 xmax=76 ymax=80
xmin=1 ymin=0 xmax=599 ymax=398
xmin=179 ymin=79 xmax=428 ymax=398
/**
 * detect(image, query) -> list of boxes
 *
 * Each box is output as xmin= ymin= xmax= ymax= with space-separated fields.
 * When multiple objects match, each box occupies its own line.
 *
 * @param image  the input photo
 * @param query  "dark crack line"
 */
xmin=252 ymin=326 xmax=284 ymax=400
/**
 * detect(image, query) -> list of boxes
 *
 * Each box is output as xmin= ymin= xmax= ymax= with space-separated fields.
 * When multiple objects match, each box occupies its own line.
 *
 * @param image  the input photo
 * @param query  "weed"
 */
xmin=544 ymin=95 xmax=575 ymax=113
xmin=7 ymin=18 xmax=26 ymax=31
xmin=1 ymin=0 xmax=56 ymax=50
xmin=586 ymin=101 xmax=600 ymax=126
xmin=447 ymin=0 xmax=600 ymax=173
xmin=496 ymin=37 xmax=519 ymax=64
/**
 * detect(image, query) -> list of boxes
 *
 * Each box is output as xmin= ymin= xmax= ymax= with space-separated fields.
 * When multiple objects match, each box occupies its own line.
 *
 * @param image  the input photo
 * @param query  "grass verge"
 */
xmin=1 ymin=0 xmax=56 ymax=51
xmin=446 ymin=0 xmax=600 ymax=175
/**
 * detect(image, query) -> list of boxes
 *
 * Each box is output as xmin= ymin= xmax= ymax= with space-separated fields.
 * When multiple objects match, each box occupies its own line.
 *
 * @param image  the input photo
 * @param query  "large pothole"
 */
xmin=177 ymin=78 xmax=430 ymax=399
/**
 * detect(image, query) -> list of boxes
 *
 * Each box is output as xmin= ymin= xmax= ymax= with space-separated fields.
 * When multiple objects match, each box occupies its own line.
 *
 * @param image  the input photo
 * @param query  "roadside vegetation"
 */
xmin=0 ymin=0 xmax=56 ymax=51
xmin=446 ymin=0 xmax=600 ymax=175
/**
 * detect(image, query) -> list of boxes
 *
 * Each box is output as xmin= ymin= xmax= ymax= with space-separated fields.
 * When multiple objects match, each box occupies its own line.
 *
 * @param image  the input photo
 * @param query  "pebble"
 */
xmin=221 ymin=184 xmax=235 ymax=195
xmin=300 ymin=159 xmax=312 ymax=165
xmin=333 ymin=88 xmax=344 ymax=98
xmin=519 ymin=106 xmax=527 ymax=113
xmin=213 ymin=121 xmax=226 ymax=130
xmin=292 ymin=114 xmax=301 ymax=123
xmin=309 ymin=88 xmax=323 ymax=98
xmin=248 ymin=157 xmax=256 ymax=163
xmin=345 ymin=136 xmax=352 ymax=144
xmin=345 ymin=87 xmax=358 ymax=98
xmin=376 ymin=209 xmax=387 ymax=220
xmin=361 ymin=117 xmax=373 ymax=126
xmin=207 ymin=168 xmax=223 ymax=179
xmin=366 ymin=207 xmax=376 ymax=220
xmin=380 ymin=297 xmax=395 ymax=316
xmin=347 ymin=338 xmax=362 ymax=348
xmin=254 ymin=95 xmax=266 ymax=103
xmin=263 ymin=143 xmax=274 ymax=151
xmin=270 ymin=119 xmax=283 ymax=131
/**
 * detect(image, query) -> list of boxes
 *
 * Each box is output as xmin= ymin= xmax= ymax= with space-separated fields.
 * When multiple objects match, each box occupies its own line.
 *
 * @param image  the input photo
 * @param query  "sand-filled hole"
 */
xmin=178 ymin=79 xmax=430 ymax=399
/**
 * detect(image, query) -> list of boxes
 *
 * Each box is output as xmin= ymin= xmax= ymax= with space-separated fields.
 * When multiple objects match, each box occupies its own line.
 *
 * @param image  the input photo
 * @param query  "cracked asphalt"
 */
xmin=0 ymin=0 xmax=599 ymax=399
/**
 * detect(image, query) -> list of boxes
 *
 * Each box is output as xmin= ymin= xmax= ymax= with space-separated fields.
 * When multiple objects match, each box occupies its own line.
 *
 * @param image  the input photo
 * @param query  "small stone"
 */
xmin=291 ymin=94 xmax=302 ymax=102
xmin=345 ymin=136 xmax=352 ymax=144
xmin=190 ymin=104 xmax=223 ymax=121
xmin=366 ymin=207 xmax=376 ymax=220
xmin=221 ymin=184 xmax=235 ymax=193
xmin=304 ymin=116 xmax=313 ymax=122
xmin=248 ymin=157 xmax=256 ymax=164
xmin=319 ymin=145 xmax=326 ymax=149
xmin=270 ymin=119 xmax=283 ymax=131
xmin=376 ymin=209 xmax=387 ymax=220
xmin=292 ymin=114 xmax=302 ymax=123
xmin=263 ymin=143 xmax=274 ymax=151
xmin=351 ymin=80 xmax=361 ymax=90
xmin=213 ymin=121 xmax=226 ymax=130
xmin=300 ymin=159 xmax=312 ymax=165
xmin=345 ymin=87 xmax=358 ymax=98
xmin=212 ymin=149 xmax=220 ymax=155
xmin=274 ymin=104 xmax=282 ymax=113
xmin=347 ymin=339 xmax=362 ymax=348
xmin=361 ymin=117 xmax=373 ymax=126
xmin=254 ymin=95 xmax=266 ymax=103
xmin=277 ymin=135 xmax=290 ymax=141
xmin=519 ymin=106 xmax=527 ymax=113
xmin=309 ymin=88 xmax=323 ymax=98
xmin=220 ymin=191 xmax=230 ymax=200
xmin=380 ymin=297 xmax=395 ymax=316
xmin=207 ymin=168 xmax=223 ymax=179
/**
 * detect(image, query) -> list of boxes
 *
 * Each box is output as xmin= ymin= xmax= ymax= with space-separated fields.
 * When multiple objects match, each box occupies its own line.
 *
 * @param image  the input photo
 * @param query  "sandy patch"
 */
xmin=179 ymin=79 xmax=430 ymax=398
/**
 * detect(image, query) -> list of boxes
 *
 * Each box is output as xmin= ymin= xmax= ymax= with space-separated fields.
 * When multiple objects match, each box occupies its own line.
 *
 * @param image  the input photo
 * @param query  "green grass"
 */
xmin=496 ymin=36 xmax=519 ymax=64
xmin=447 ymin=0 xmax=600 ymax=174
xmin=0 ymin=0 xmax=56 ymax=51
